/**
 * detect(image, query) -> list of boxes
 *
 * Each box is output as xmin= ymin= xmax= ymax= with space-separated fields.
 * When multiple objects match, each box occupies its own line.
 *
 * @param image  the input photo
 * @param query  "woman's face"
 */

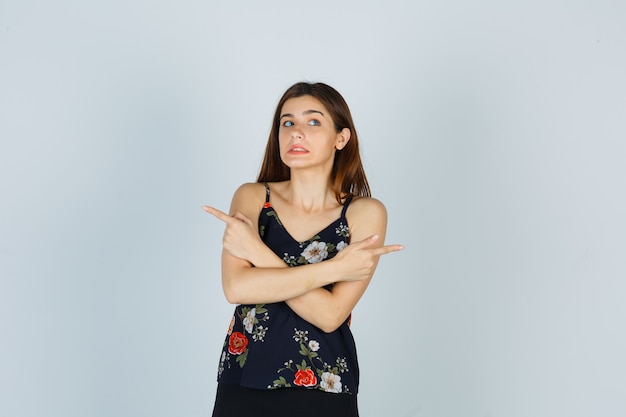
xmin=278 ymin=95 xmax=350 ymax=172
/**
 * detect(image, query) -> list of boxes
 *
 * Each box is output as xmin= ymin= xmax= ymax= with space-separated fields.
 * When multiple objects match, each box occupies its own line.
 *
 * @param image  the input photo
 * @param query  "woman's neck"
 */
xmin=284 ymin=171 xmax=336 ymax=212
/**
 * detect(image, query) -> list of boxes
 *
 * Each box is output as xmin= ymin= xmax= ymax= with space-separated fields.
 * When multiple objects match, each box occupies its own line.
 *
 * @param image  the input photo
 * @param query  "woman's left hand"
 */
xmin=203 ymin=205 xmax=264 ymax=264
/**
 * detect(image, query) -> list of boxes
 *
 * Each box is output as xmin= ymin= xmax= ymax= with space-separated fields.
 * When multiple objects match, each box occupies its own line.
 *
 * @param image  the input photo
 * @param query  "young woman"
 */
xmin=204 ymin=82 xmax=403 ymax=417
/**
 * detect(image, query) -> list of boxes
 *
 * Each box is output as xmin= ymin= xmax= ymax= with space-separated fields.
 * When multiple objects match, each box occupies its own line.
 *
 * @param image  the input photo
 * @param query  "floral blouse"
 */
xmin=216 ymin=183 xmax=359 ymax=395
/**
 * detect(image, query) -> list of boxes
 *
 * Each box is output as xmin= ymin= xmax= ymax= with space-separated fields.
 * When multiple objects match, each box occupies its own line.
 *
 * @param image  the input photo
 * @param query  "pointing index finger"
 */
xmin=375 ymin=244 xmax=405 ymax=256
xmin=202 ymin=206 xmax=234 ymax=224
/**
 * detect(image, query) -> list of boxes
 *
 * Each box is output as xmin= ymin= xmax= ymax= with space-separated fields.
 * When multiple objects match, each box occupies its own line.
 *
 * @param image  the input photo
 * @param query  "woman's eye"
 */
xmin=283 ymin=120 xmax=294 ymax=127
xmin=308 ymin=119 xmax=321 ymax=126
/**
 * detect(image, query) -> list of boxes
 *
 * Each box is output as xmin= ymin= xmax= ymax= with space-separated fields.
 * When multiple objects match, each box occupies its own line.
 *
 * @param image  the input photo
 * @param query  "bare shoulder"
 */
xmin=345 ymin=197 xmax=388 ymax=238
xmin=230 ymin=182 xmax=267 ymax=215
xmin=348 ymin=196 xmax=388 ymax=219
xmin=233 ymin=182 xmax=267 ymax=198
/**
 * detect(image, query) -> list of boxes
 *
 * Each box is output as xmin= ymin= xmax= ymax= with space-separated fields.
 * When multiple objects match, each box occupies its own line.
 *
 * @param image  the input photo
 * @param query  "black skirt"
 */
xmin=211 ymin=383 xmax=359 ymax=417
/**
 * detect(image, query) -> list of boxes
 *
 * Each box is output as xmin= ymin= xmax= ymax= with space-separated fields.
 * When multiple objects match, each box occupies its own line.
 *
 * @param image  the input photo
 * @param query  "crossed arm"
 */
xmin=203 ymin=183 xmax=403 ymax=332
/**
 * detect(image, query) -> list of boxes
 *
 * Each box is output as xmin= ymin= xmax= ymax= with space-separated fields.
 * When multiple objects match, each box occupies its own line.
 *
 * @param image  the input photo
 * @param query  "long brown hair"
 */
xmin=257 ymin=82 xmax=371 ymax=203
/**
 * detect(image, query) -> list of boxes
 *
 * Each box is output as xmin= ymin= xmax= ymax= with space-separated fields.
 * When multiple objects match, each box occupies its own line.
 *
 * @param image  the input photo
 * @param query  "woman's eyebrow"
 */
xmin=280 ymin=110 xmax=325 ymax=120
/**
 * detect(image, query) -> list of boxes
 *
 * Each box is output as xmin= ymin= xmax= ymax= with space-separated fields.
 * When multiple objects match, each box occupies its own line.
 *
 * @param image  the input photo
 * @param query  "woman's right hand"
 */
xmin=203 ymin=205 xmax=266 ymax=265
xmin=331 ymin=234 xmax=404 ymax=282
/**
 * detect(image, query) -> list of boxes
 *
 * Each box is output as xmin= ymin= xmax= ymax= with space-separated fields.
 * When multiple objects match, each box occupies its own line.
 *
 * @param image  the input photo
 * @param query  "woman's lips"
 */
xmin=288 ymin=146 xmax=309 ymax=154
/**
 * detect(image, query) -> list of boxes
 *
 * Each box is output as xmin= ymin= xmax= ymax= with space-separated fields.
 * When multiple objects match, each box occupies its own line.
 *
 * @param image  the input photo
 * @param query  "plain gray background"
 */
xmin=1 ymin=1 xmax=625 ymax=416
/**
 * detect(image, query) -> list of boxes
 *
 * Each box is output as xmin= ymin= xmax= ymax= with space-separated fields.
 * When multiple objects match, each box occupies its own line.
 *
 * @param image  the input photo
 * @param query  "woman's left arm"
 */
xmin=285 ymin=198 xmax=391 ymax=332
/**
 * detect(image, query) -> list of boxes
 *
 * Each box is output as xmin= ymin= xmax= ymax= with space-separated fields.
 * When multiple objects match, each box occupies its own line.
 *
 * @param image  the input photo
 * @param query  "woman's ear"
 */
xmin=335 ymin=128 xmax=351 ymax=150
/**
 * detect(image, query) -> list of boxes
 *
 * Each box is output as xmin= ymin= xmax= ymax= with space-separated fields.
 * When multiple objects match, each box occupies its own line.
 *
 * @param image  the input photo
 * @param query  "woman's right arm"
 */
xmin=204 ymin=183 xmax=344 ymax=304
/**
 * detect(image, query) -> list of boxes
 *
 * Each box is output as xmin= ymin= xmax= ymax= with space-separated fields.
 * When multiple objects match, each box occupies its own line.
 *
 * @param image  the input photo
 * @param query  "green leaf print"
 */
xmin=266 ymin=210 xmax=282 ymax=226
xmin=272 ymin=376 xmax=291 ymax=388
xmin=235 ymin=349 xmax=248 ymax=368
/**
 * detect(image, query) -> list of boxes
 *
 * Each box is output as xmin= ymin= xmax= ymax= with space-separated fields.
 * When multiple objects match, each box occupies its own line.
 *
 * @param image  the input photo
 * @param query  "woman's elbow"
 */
xmin=317 ymin=315 xmax=349 ymax=334
xmin=319 ymin=324 xmax=341 ymax=334
xmin=221 ymin=280 xmax=241 ymax=305
xmin=223 ymin=292 xmax=239 ymax=305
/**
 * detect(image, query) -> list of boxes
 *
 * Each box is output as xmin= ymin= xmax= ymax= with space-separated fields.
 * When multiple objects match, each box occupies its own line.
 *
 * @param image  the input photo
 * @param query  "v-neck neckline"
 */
xmin=264 ymin=204 xmax=344 ymax=245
